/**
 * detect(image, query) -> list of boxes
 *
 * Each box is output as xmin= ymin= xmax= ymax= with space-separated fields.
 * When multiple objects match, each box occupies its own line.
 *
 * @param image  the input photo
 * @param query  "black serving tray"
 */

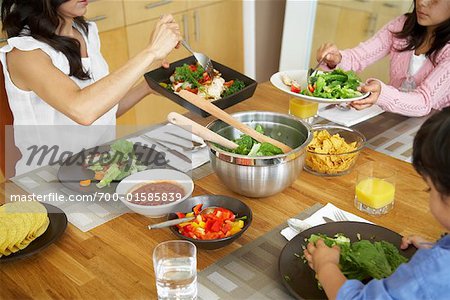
xmin=144 ymin=56 xmax=257 ymax=117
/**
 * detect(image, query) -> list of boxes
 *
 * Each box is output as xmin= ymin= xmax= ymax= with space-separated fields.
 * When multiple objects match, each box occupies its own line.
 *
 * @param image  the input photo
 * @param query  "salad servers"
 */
xmin=180 ymin=39 xmax=214 ymax=79
xmin=307 ymin=53 xmax=327 ymax=83
xmin=178 ymin=90 xmax=293 ymax=153
xmin=167 ymin=112 xmax=238 ymax=150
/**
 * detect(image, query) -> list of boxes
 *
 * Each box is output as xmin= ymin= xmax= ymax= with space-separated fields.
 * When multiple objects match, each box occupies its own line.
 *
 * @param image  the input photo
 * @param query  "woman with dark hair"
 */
xmin=304 ymin=107 xmax=450 ymax=299
xmin=0 ymin=0 xmax=181 ymax=175
xmin=0 ymin=0 xmax=180 ymax=126
xmin=316 ymin=0 xmax=450 ymax=116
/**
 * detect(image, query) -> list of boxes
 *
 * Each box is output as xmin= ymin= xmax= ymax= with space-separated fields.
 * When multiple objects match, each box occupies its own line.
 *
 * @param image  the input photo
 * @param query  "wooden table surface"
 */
xmin=0 ymin=83 xmax=444 ymax=299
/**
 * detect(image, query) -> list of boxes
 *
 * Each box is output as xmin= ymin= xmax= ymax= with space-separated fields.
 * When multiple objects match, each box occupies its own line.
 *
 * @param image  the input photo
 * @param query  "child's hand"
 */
xmin=401 ymin=235 xmax=434 ymax=249
xmin=317 ymin=43 xmax=342 ymax=69
xmin=303 ymin=239 xmax=340 ymax=274
xmin=351 ymin=79 xmax=381 ymax=110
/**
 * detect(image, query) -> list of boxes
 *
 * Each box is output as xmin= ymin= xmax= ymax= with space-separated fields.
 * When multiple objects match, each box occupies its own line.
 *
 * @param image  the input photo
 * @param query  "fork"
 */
xmin=307 ymin=54 xmax=327 ymax=83
xmin=147 ymin=136 xmax=206 ymax=152
xmin=180 ymin=40 xmax=214 ymax=79
xmin=333 ymin=209 xmax=348 ymax=221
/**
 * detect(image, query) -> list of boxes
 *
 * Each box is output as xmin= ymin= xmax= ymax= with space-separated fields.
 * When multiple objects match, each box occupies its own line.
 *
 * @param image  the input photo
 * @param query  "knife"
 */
xmin=323 ymin=216 xmax=335 ymax=223
xmin=319 ymin=104 xmax=337 ymax=112
xmin=142 ymin=135 xmax=192 ymax=164
xmin=165 ymin=131 xmax=204 ymax=147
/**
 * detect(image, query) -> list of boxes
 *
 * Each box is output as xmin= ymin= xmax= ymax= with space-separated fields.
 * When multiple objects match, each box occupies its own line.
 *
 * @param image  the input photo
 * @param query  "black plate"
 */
xmin=0 ymin=203 xmax=68 ymax=262
xmin=279 ymin=222 xmax=417 ymax=299
xmin=144 ymin=56 xmax=258 ymax=117
xmin=167 ymin=195 xmax=252 ymax=250
xmin=57 ymin=144 xmax=169 ymax=194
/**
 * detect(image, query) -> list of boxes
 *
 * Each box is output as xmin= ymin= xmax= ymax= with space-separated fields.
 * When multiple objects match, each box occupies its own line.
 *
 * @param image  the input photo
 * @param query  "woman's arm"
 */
xmin=6 ymin=15 xmax=180 ymax=125
xmin=116 ymin=81 xmax=153 ymax=117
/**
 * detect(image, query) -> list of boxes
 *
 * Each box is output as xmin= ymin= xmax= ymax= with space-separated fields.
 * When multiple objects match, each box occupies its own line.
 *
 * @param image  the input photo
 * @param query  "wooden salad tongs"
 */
xmin=167 ymin=112 xmax=238 ymax=150
xmin=177 ymin=90 xmax=293 ymax=153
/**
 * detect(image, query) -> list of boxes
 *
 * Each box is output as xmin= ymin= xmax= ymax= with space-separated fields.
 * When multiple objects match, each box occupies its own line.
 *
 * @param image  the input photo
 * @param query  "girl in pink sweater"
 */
xmin=317 ymin=0 xmax=450 ymax=117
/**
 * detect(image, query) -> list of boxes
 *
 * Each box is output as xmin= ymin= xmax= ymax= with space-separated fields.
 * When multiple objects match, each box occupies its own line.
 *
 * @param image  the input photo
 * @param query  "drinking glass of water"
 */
xmin=153 ymin=240 xmax=197 ymax=300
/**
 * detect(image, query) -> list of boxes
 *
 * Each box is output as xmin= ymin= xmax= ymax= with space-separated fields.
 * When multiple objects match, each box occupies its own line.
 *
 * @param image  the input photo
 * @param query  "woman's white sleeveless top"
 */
xmin=0 ymin=22 xmax=118 ymax=175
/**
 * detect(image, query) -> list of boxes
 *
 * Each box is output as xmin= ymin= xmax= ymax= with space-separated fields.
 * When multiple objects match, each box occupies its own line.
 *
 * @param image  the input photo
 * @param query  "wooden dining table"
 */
xmin=0 ymin=82 xmax=444 ymax=299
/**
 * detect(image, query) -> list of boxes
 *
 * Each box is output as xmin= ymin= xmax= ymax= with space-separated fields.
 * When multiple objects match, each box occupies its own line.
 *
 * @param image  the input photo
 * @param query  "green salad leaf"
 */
xmin=86 ymin=140 xmax=147 ymax=188
xmin=222 ymin=79 xmax=245 ymax=98
xmin=303 ymin=69 xmax=363 ymax=99
xmin=222 ymin=124 xmax=283 ymax=156
xmin=305 ymin=234 xmax=409 ymax=285
xmin=173 ymin=64 xmax=205 ymax=88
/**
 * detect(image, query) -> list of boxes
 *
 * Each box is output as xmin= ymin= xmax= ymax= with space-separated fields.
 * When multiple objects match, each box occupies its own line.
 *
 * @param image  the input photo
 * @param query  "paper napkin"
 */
xmin=280 ymin=203 xmax=372 ymax=241
xmin=318 ymin=104 xmax=384 ymax=127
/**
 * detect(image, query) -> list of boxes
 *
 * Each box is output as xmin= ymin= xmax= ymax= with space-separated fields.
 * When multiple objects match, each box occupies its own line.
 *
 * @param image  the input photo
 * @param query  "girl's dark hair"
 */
xmin=394 ymin=0 xmax=450 ymax=65
xmin=1 ymin=0 xmax=90 ymax=80
xmin=413 ymin=107 xmax=450 ymax=197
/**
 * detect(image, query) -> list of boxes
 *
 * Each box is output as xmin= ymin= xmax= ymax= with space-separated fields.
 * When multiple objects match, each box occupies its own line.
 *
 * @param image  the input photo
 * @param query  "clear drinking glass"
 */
xmin=288 ymin=97 xmax=319 ymax=124
xmin=354 ymin=162 xmax=396 ymax=215
xmin=153 ymin=240 xmax=197 ymax=300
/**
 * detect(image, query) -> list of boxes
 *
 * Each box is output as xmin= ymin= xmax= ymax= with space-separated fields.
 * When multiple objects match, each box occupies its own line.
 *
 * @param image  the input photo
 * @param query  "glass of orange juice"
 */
xmin=354 ymin=162 xmax=396 ymax=215
xmin=288 ymin=97 xmax=319 ymax=124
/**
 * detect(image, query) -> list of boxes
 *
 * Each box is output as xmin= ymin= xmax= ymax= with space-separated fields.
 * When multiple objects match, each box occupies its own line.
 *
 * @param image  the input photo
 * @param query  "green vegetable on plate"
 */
xmin=305 ymin=233 xmax=408 ymax=286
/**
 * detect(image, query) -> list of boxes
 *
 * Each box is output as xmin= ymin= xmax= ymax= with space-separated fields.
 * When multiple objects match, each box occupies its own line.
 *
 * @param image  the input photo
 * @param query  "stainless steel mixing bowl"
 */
xmin=206 ymin=111 xmax=312 ymax=197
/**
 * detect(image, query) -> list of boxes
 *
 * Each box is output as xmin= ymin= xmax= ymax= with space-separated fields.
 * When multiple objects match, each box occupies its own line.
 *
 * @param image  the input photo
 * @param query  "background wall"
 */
xmin=255 ymin=0 xmax=286 ymax=82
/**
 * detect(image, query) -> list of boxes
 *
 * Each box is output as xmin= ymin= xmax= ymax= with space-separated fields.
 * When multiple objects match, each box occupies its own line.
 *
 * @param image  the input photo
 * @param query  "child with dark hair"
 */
xmin=304 ymin=107 xmax=450 ymax=299
xmin=315 ymin=0 xmax=450 ymax=116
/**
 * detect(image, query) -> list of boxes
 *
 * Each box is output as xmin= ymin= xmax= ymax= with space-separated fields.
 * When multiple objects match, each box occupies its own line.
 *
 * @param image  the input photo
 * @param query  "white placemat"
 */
xmin=318 ymin=104 xmax=384 ymax=127
xmin=9 ymin=124 xmax=211 ymax=233
xmin=280 ymin=203 xmax=372 ymax=241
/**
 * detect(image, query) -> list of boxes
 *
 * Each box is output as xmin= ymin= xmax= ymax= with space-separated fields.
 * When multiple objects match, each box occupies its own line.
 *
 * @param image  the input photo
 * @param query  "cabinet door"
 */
xmin=85 ymin=0 xmax=125 ymax=32
xmin=123 ymin=0 xmax=188 ymax=26
xmin=310 ymin=3 xmax=371 ymax=67
xmin=359 ymin=1 xmax=409 ymax=82
xmin=125 ymin=15 xmax=190 ymax=125
xmin=188 ymin=1 xmax=244 ymax=72
xmin=98 ymin=27 xmax=137 ymax=125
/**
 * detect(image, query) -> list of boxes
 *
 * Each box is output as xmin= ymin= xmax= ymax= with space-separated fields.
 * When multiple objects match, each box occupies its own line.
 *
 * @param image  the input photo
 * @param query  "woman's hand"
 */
xmin=401 ymin=235 xmax=434 ymax=249
xmin=148 ymin=14 xmax=181 ymax=68
xmin=303 ymin=239 xmax=340 ymax=273
xmin=350 ymin=79 xmax=381 ymax=110
xmin=317 ymin=43 xmax=342 ymax=68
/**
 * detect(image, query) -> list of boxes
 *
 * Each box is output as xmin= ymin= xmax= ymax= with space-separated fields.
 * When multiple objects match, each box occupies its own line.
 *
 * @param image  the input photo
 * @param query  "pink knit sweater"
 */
xmin=333 ymin=15 xmax=450 ymax=117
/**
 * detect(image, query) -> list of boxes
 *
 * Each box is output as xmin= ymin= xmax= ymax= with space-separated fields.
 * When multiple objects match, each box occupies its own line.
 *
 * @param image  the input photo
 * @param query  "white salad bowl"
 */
xmin=115 ymin=169 xmax=194 ymax=218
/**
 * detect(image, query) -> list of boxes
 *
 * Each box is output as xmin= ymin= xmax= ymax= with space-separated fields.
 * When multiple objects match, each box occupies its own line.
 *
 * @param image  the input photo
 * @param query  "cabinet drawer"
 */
xmin=187 ymin=0 xmax=221 ymax=10
xmin=123 ymin=0 xmax=188 ymax=25
xmin=85 ymin=0 xmax=125 ymax=32
xmin=318 ymin=0 xmax=373 ymax=13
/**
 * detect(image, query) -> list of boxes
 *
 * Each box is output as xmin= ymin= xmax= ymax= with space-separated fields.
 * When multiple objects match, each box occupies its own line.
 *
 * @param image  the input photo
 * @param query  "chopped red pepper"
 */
xmin=175 ymin=212 xmax=185 ymax=219
xmin=308 ymin=84 xmax=315 ymax=93
xmin=189 ymin=64 xmax=197 ymax=72
xmin=291 ymin=85 xmax=301 ymax=93
xmin=224 ymin=80 xmax=234 ymax=87
xmin=193 ymin=204 xmax=203 ymax=215
xmin=175 ymin=205 xmax=246 ymax=240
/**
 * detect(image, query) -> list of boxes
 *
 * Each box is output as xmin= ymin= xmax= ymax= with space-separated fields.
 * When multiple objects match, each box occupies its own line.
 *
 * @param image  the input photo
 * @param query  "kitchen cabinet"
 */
xmin=124 ymin=0 xmax=244 ymax=125
xmin=186 ymin=0 xmax=244 ymax=73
